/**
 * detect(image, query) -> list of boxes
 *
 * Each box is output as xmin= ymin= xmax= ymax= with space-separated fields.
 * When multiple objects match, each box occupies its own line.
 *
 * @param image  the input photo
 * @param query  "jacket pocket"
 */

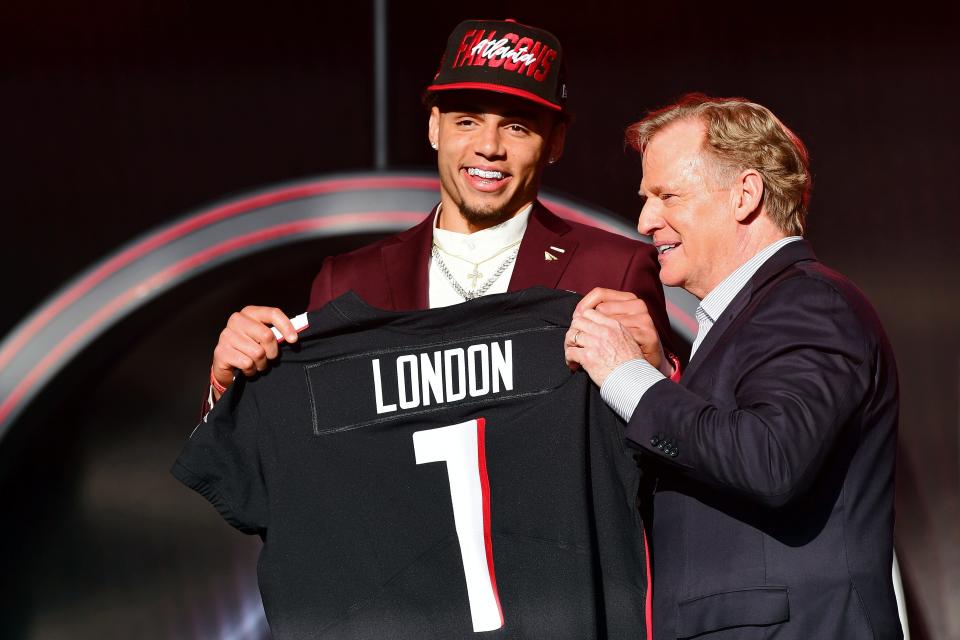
xmin=676 ymin=586 xmax=789 ymax=638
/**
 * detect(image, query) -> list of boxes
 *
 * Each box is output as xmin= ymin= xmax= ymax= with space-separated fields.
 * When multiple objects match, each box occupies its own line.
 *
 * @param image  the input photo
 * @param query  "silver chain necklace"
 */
xmin=431 ymin=244 xmax=520 ymax=300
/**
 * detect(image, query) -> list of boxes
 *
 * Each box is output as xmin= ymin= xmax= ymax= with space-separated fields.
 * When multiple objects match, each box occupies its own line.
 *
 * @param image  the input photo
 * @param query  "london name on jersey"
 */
xmin=305 ymin=326 xmax=569 ymax=437
xmin=372 ymin=340 xmax=514 ymax=415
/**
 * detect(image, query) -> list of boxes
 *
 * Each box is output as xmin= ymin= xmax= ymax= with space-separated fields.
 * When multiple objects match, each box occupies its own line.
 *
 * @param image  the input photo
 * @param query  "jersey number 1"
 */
xmin=412 ymin=418 xmax=504 ymax=632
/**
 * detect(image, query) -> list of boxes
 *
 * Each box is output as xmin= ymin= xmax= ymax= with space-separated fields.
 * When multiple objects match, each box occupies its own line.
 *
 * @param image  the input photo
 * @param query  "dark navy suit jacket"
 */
xmin=628 ymin=240 xmax=900 ymax=639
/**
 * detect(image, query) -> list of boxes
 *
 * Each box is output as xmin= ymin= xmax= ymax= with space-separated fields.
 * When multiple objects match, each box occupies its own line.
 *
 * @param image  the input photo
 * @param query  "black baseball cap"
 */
xmin=427 ymin=19 xmax=568 ymax=112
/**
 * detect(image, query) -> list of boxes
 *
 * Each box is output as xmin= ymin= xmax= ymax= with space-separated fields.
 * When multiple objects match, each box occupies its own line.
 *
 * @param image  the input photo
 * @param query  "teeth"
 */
xmin=657 ymin=244 xmax=677 ymax=254
xmin=467 ymin=168 xmax=504 ymax=180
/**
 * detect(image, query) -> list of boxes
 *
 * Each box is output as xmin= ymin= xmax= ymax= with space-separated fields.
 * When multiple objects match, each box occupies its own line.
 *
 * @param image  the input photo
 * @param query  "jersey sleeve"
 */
xmin=171 ymin=376 xmax=270 ymax=535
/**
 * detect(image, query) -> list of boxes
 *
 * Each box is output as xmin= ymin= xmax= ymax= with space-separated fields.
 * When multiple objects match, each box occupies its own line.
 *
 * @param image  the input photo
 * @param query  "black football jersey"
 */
xmin=173 ymin=287 xmax=648 ymax=639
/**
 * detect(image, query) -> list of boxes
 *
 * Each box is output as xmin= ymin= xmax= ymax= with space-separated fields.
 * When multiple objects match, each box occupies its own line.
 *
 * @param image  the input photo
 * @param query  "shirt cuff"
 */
xmin=600 ymin=358 xmax=666 ymax=422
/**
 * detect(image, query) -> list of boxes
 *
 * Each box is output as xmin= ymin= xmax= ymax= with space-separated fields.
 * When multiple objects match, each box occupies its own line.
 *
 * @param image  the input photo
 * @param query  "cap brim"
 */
xmin=426 ymin=81 xmax=563 ymax=112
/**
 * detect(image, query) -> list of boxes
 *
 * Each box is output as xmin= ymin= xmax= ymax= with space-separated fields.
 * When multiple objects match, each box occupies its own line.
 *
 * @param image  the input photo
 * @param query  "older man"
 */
xmin=568 ymin=94 xmax=900 ymax=639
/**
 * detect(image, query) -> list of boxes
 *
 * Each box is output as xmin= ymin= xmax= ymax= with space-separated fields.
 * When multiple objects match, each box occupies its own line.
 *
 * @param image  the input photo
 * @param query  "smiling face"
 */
xmin=428 ymin=91 xmax=565 ymax=233
xmin=636 ymin=118 xmax=741 ymax=299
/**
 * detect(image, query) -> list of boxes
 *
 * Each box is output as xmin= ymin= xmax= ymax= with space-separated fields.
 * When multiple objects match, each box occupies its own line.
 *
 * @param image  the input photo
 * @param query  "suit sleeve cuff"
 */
xmin=600 ymin=358 xmax=666 ymax=422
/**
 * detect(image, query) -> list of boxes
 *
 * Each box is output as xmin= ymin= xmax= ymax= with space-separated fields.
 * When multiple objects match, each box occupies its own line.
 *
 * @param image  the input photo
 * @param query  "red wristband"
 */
xmin=210 ymin=366 xmax=228 ymax=395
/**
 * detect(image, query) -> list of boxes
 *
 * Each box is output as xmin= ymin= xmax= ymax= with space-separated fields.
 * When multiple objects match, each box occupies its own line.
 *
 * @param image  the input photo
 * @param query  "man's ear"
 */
xmin=734 ymin=169 xmax=764 ymax=222
xmin=547 ymin=121 xmax=567 ymax=164
xmin=428 ymin=107 xmax=440 ymax=150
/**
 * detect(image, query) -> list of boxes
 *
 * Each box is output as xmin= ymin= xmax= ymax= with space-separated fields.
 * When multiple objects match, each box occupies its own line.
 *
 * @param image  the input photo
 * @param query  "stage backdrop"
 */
xmin=2 ymin=1 xmax=957 ymax=638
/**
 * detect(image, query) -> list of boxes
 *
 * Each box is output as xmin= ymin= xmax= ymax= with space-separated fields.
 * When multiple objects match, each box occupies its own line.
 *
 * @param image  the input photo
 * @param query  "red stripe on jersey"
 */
xmin=644 ymin=526 xmax=653 ymax=640
xmin=475 ymin=417 xmax=504 ymax=626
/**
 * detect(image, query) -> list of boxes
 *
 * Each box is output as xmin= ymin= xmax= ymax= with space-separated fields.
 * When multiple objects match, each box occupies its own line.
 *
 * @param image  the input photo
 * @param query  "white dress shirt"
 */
xmin=600 ymin=236 xmax=803 ymax=421
xmin=428 ymin=204 xmax=532 ymax=308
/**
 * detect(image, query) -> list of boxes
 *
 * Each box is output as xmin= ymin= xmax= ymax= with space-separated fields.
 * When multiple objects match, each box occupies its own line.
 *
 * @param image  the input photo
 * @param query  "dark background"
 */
xmin=1 ymin=1 xmax=957 ymax=638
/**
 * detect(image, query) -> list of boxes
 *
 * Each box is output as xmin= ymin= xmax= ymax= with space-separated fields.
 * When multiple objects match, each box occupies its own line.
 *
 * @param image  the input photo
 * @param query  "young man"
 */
xmin=181 ymin=24 xmax=676 ymax=637
xmin=205 ymin=19 xmax=675 ymax=407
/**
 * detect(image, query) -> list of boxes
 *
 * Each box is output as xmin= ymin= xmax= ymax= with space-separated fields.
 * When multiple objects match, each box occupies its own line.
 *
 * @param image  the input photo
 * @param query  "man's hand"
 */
xmin=573 ymin=288 xmax=669 ymax=375
xmin=565 ymin=308 xmax=646 ymax=388
xmin=211 ymin=306 xmax=298 ymax=400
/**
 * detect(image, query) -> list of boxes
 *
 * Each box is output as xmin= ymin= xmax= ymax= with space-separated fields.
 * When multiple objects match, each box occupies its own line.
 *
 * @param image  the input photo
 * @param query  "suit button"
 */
xmin=650 ymin=436 xmax=661 ymax=447
xmin=669 ymin=448 xmax=679 ymax=457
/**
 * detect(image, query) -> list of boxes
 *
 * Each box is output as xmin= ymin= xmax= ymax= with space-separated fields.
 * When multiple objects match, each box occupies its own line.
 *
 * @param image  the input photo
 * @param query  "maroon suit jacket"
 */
xmin=308 ymin=202 xmax=673 ymax=349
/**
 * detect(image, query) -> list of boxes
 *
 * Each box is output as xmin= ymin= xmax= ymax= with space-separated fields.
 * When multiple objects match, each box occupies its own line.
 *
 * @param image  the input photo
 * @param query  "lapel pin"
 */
xmin=549 ymin=246 xmax=566 ymax=253
xmin=544 ymin=251 xmax=558 ymax=261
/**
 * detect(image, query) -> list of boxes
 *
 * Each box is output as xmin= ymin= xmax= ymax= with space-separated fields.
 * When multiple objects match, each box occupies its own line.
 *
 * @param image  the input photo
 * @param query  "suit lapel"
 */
xmin=681 ymin=240 xmax=818 ymax=384
xmin=508 ymin=202 xmax=579 ymax=292
xmin=680 ymin=287 xmax=752 ymax=383
xmin=381 ymin=208 xmax=435 ymax=310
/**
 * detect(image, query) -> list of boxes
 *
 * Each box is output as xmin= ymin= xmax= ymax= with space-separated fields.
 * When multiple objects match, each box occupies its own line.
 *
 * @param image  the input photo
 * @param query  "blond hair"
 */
xmin=626 ymin=93 xmax=811 ymax=235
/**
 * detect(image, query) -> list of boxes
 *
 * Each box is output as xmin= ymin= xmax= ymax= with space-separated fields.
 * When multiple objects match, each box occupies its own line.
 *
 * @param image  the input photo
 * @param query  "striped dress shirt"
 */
xmin=601 ymin=236 xmax=803 ymax=422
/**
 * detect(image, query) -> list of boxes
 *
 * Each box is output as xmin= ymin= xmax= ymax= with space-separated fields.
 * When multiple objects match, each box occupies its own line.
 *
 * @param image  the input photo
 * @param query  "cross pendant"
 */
xmin=466 ymin=265 xmax=483 ymax=288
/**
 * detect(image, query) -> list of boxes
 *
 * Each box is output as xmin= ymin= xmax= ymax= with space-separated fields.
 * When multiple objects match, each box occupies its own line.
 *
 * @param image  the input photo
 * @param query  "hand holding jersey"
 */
xmin=566 ymin=287 xmax=671 ymax=383
xmin=210 ymin=305 xmax=300 ymax=399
